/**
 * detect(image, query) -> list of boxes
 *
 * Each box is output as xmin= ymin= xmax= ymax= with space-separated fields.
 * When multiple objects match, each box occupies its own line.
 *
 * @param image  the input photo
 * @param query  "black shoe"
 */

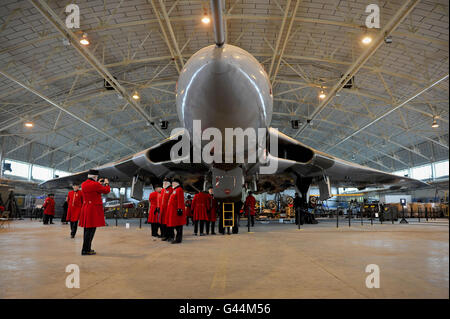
xmin=71 ymin=235 xmax=75 ymax=238
xmin=193 ymin=233 xmax=197 ymax=236
xmin=200 ymin=233 xmax=205 ymax=236
xmin=211 ymin=232 xmax=216 ymax=235
xmin=161 ymin=237 xmax=168 ymax=241
xmin=81 ymin=251 xmax=96 ymax=255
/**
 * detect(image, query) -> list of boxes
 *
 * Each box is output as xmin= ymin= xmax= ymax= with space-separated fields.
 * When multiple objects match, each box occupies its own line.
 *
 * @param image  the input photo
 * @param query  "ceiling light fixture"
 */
xmin=319 ymin=90 xmax=326 ymax=99
xmin=24 ymin=121 xmax=34 ymax=128
xmin=362 ymin=35 xmax=372 ymax=45
xmin=201 ymin=6 xmax=210 ymax=24
xmin=202 ymin=14 xmax=210 ymax=24
xmin=132 ymin=90 xmax=140 ymax=100
xmin=80 ymin=33 xmax=89 ymax=46
xmin=431 ymin=117 xmax=439 ymax=128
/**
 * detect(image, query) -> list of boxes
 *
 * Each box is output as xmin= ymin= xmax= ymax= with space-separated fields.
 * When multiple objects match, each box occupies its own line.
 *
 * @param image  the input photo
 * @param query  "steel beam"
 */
xmin=268 ymin=0 xmax=291 ymax=78
xmin=158 ymin=0 xmax=185 ymax=67
xmin=271 ymin=0 xmax=301 ymax=84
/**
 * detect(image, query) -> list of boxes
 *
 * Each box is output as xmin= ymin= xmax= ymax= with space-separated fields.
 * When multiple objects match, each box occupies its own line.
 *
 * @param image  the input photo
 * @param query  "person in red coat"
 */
xmin=191 ymin=190 xmax=210 ymax=236
xmin=79 ymin=170 xmax=110 ymax=255
xmin=244 ymin=192 xmax=257 ymax=227
xmin=167 ymin=178 xmax=186 ymax=244
xmin=159 ymin=178 xmax=173 ymax=241
xmin=185 ymin=195 xmax=193 ymax=226
xmin=42 ymin=194 xmax=55 ymax=225
xmin=147 ymin=182 xmax=162 ymax=239
xmin=207 ymin=187 xmax=218 ymax=235
xmin=66 ymin=184 xmax=83 ymax=238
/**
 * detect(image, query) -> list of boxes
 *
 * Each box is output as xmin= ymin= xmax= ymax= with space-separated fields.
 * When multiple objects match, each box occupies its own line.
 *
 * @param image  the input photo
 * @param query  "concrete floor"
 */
xmin=0 ymin=218 xmax=448 ymax=299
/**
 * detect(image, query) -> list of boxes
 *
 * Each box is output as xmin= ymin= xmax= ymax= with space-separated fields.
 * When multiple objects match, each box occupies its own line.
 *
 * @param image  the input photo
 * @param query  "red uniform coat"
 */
xmin=192 ymin=192 xmax=210 ymax=221
xmin=185 ymin=199 xmax=193 ymax=217
xmin=167 ymin=186 xmax=186 ymax=227
xmin=66 ymin=190 xmax=83 ymax=222
xmin=147 ymin=191 xmax=160 ymax=223
xmin=244 ymin=195 xmax=256 ymax=216
xmin=79 ymin=179 xmax=110 ymax=228
xmin=159 ymin=187 xmax=173 ymax=225
xmin=43 ymin=197 xmax=55 ymax=216
xmin=208 ymin=194 xmax=218 ymax=222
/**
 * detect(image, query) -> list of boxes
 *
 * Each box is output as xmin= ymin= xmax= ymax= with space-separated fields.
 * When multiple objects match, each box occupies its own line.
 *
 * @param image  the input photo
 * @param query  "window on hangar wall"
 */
xmin=3 ymin=159 xmax=30 ymax=179
xmin=31 ymin=165 xmax=53 ymax=181
xmin=411 ymin=164 xmax=432 ymax=180
xmin=393 ymin=169 xmax=409 ymax=177
xmin=434 ymin=160 xmax=449 ymax=178
xmin=54 ymin=170 xmax=70 ymax=178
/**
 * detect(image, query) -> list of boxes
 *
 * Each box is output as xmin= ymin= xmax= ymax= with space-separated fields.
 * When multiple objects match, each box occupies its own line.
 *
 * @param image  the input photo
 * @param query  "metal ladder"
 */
xmin=222 ymin=202 xmax=234 ymax=228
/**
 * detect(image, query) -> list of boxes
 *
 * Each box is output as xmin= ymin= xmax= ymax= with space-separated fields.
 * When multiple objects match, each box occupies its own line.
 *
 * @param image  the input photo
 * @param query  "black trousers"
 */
xmin=82 ymin=227 xmax=96 ymax=253
xmin=70 ymin=221 xmax=78 ymax=237
xmin=165 ymin=226 xmax=174 ymax=240
xmin=194 ymin=220 xmax=206 ymax=234
xmin=206 ymin=221 xmax=216 ymax=234
xmin=174 ymin=225 xmax=183 ymax=243
xmin=151 ymin=223 xmax=160 ymax=237
xmin=43 ymin=214 xmax=53 ymax=224
xmin=186 ymin=216 xmax=193 ymax=226
xmin=61 ymin=210 xmax=68 ymax=223
xmin=160 ymin=224 xmax=167 ymax=238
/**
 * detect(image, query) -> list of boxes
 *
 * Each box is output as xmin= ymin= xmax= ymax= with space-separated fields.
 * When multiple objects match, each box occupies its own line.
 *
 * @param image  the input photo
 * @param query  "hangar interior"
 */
xmin=0 ymin=0 xmax=448 ymax=299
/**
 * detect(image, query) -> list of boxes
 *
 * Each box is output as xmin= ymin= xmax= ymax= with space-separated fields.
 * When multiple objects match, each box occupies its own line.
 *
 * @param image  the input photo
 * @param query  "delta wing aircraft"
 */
xmin=41 ymin=0 xmax=428 ymax=203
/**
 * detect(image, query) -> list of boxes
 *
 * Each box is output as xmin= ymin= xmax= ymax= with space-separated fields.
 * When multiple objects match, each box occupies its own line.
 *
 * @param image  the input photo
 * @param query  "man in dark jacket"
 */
xmin=293 ymin=192 xmax=302 ymax=225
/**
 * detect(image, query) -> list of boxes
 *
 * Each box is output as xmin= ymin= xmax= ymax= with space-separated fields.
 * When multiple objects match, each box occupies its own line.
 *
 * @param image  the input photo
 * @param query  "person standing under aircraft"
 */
xmin=147 ymin=183 xmax=162 ymax=239
xmin=167 ymin=179 xmax=186 ymax=244
xmin=160 ymin=178 xmax=173 ymax=241
xmin=66 ymin=184 xmax=83 ymax=238
xmin=207 ymin=187 xmax=218 ymax=235
xmin=192 ymin=190 xmax=210 ymax=236
xmin=185 ymin=195 xmax=193 ymax=226
xmin=62 ymin=199 xmax=68 ymax=225
xmin=42 ymin=194 xmax=55 ymax=225
xmin=244 ymin=192 xmax=256 ymax=227
xmin=79 ymin=170 xmax=110 ymax=256
xmin=293 ymin=192 xmax=302 ymax=225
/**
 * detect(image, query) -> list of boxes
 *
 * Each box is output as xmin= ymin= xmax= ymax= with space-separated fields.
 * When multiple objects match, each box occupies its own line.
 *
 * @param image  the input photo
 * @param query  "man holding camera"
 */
xmin=79 ymin=169 xmax=110 ymax=256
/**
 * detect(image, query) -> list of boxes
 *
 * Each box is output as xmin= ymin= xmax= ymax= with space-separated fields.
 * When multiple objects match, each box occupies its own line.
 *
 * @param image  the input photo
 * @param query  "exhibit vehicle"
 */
xmin=40 ymin=0 xmax=428 ymax=227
